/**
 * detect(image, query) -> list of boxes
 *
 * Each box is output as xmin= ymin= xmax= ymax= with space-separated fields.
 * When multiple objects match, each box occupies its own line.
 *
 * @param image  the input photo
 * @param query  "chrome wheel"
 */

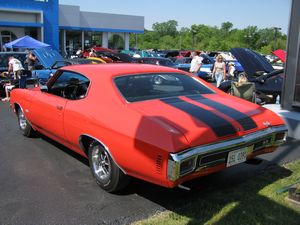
xmin=91 ymin=146 xmax=111 ymax=181
xmin=18 ymin=109 xmax=27 ymax=131
xmin=88 ymin=142 xmax=130 ymax=192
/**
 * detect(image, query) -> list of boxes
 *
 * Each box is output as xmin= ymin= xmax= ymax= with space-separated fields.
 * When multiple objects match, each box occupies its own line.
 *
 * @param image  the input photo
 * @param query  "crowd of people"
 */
xmin=189 ymin=51 xmax=238 ymax=87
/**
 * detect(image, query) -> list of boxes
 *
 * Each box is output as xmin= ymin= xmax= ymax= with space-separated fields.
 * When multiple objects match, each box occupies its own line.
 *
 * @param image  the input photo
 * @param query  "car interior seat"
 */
xmin=63 ymin=78 xmax=80 ymax=100
xmin=231 ymin=82 xmax=256 ymax=103
xmin=126 ymin=77 xmax=153 ymax=98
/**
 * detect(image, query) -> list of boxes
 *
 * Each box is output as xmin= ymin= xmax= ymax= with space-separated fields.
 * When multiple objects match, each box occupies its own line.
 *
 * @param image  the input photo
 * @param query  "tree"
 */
xmin=130 ymin=20 xmax=286 ymax=54
xmin=152 ymin=20 xmax=178 ymax=37
xmin=221 ymin=22 xmax=233 ymax=33
xmin=242 ymin=26 xmax=259 ymax=49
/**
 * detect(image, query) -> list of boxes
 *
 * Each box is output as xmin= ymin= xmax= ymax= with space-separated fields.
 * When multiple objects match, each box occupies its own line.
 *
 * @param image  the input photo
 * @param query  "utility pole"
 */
xmin=191 ymin=27 xmax=197 ymax=50
xmin=135 ymin=33 xmax=138 ymax=49
xmin=272 ymin=27 xmax=281 ymax=50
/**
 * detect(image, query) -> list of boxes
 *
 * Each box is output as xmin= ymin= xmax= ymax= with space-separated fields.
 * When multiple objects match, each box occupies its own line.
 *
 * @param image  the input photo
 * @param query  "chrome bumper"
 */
xmin=167 ymin=125 xmax=287 ymax=181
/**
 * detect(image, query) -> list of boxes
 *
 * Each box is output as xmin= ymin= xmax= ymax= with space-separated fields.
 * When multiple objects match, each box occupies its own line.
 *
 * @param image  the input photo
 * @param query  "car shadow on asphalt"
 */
xmin=38 ymin=133 xmax=89 ymax=166
xmin=120 ymin=163 xmax=299 ymax=224
xmin=35 ymin=126 xmax=299 ymax=224
xmin=122 ymin=115 xmax=300 ymax=224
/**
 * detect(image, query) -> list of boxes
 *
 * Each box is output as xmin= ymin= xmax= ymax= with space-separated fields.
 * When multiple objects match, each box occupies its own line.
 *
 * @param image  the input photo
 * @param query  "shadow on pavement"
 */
xmin=121 ymin=163 xmax=299 ymax=225
xmin=39 ymin=133 xmax=89 ymax=167
xmin=33 ymin=116 xmax=300 ymax=225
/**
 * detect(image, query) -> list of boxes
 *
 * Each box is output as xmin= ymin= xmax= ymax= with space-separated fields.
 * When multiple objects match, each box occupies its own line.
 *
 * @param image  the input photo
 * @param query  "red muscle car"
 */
xmin=9 ymin=64 xmax=287 ymax=192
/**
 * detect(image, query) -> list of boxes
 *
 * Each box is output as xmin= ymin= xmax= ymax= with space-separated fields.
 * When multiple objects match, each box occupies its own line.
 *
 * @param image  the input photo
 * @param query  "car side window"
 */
xmin=48 ymin=71 xmax=90 ymax=100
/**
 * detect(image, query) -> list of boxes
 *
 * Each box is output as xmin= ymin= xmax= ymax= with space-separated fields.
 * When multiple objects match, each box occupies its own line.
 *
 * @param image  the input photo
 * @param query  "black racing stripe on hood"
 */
xmin=186 ymin=95 xmax=257 ymax=131
xmin=161 ymin=97 xmax=237 ymax=137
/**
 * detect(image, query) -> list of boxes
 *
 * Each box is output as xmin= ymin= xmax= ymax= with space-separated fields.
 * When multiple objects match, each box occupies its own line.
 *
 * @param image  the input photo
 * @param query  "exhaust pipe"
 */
xmin=178 ymin=184 xmax=191 ymax=191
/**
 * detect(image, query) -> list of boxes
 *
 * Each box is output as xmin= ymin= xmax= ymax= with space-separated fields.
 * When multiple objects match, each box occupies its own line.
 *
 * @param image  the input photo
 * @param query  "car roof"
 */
xmin=61 ymin=63 xmax=184 ymax=79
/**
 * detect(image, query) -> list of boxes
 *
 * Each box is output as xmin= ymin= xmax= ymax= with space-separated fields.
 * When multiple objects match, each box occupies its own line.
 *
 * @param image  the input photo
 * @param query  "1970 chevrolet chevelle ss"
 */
xmin=10 ymin=64 xmax=287 ymax=192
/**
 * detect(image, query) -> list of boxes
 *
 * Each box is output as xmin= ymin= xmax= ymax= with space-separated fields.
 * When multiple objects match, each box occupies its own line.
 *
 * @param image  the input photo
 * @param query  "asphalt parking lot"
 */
xmin=0 ymin=101 xmax=300 ymax=225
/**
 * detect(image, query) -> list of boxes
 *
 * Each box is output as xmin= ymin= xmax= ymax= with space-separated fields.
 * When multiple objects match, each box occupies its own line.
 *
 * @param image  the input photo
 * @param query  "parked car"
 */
xmin=132 ymin=57 xmax=177 ymax=68
xmin=94 ymin=51 xmax=133 ymax=63
xmin=35 ymin=58 xmax=103 ymax=83
xmin=174 ymin=55 xmax=215 ymax=80
xmin=10 ymin=63 xmax=287 ymax=192
xmin=174 ymin=57 xmax=192 ymax=72
xmin=219 ymin=48 xmax=284 ymax=103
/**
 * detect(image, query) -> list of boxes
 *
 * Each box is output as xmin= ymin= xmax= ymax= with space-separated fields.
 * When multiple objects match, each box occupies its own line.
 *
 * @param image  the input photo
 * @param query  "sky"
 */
xmin=59 ymin=0 xmax=292 ymax=34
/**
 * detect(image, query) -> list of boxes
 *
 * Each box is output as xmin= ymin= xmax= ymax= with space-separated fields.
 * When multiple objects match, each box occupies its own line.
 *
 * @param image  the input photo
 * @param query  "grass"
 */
xmin=133 ymin=160 xmax=300 ymax=225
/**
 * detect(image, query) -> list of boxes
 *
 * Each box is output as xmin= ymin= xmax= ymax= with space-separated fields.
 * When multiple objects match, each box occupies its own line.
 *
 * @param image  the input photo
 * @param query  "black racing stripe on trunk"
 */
xmin=161 ymin=97 xmax=237 ymax=137
xmin=186 ymin=95 xmax=257 ymax=131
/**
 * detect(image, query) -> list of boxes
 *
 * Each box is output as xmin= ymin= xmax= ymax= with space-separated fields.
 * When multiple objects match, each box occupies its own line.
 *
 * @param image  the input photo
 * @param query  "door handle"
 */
xmin=56 ymin=105 xmax=63 ymax=110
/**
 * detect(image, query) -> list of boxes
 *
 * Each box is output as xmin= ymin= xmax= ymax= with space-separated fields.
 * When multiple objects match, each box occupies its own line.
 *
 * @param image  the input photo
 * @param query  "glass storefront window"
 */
xmin=108 ymin=32 xmax=125 ymax=50
xmin=0 ymin=30 xmax=17 ymax=50
xmin=24 ymin=28 xmax=38 ymax=40
xmin=66 ymin=30 xmax=82 ymax=55
xmin=84 ymin=31 xmax=102 ymax=49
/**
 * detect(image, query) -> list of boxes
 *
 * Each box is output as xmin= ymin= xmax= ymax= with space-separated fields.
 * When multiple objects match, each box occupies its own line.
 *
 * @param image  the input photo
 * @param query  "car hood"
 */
xmin=230 ymin=48 xmax=274 ymax=76
xmin=129 ymin=94 xmax=283 ymax=150
xmin=33 ymin=47 xmax=64 ymax=69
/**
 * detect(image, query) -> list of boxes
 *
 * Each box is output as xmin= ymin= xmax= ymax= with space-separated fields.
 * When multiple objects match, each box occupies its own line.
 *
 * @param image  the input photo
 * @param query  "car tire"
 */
xmin=17 ymin=108 xmax=36 ymax=137
xmin=88 ymin=142 xmax=129 ymax=193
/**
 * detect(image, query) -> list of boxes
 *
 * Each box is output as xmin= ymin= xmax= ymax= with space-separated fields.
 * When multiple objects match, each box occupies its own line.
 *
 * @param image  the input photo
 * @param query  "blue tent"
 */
xmin=4 ymin=35 xmax=50 ymax=49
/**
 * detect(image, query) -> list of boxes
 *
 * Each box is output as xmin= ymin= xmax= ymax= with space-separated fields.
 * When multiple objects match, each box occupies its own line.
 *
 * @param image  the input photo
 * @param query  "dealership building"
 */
xmin=0 ymin=0 xmax=144 ymax=54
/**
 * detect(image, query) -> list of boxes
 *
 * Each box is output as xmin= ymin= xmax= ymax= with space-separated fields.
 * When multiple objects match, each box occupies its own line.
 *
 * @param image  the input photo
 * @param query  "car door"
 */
xmin=29 ymin=71 xmax=79 ymax=143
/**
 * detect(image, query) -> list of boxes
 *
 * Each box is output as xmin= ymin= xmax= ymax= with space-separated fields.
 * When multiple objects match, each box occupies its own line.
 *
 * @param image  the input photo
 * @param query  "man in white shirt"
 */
xmin=189 ymin=52 xmax=203 ymax=74
xmin=8 ymin=56 xmax=26 ymax=88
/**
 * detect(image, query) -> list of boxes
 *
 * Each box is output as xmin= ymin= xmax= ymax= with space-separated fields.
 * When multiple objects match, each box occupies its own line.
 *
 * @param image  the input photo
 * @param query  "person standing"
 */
xmin=8 ymin=56 xmax=26 ymax=89
xmin=89 ymin=48 xmax=96 ymax=57
xmin=189 ymin=52 xmax=203 ymax=74
xmin=212 ymin=55 xmax=226 ymax=87
xmin=227 ymin=62 xmax=236 ymax=79
xmin=25 ymin=51 xmax=37 ymax=71
xmin=76 ymin=48 xmax=83 ymax=58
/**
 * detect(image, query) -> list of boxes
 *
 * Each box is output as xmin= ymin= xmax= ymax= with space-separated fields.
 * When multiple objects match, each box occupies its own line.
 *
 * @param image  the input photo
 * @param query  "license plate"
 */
xmin=227 ymin=148 xmax=248 ymax=167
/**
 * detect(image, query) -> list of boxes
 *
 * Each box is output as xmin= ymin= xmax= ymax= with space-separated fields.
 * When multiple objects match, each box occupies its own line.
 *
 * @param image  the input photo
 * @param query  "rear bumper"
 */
xmin=167 ymin=125 xmax=287 ymax=182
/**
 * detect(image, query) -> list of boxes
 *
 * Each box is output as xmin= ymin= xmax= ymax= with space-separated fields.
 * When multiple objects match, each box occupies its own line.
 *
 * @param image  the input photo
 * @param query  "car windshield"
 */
xmin=114 ymin=73 xmax=214 ymax=102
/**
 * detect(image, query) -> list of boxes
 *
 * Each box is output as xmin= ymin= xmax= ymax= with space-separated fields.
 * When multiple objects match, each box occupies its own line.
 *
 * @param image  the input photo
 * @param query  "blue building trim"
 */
xmin=59 ymin=26 xmax=144 ymax=34
xmin=0 ymin=0 xmax=59 ymax=50
xmin=0 ymin=21 xmax=43 ymax=27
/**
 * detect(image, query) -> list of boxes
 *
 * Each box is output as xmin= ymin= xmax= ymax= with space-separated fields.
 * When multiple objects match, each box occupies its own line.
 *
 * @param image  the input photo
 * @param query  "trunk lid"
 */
xmin=129 ymin=94 xmax=281 ymax=150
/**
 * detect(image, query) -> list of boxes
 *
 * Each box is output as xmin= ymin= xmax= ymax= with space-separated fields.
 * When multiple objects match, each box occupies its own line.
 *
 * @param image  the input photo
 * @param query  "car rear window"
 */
xmin=114 ymin=73 xmax=214 ymax=102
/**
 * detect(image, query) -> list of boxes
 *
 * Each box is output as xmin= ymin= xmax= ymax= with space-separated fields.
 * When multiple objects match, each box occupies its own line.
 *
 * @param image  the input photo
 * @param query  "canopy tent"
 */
xmin=4 ymin=35 xmax=50 ymax=49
